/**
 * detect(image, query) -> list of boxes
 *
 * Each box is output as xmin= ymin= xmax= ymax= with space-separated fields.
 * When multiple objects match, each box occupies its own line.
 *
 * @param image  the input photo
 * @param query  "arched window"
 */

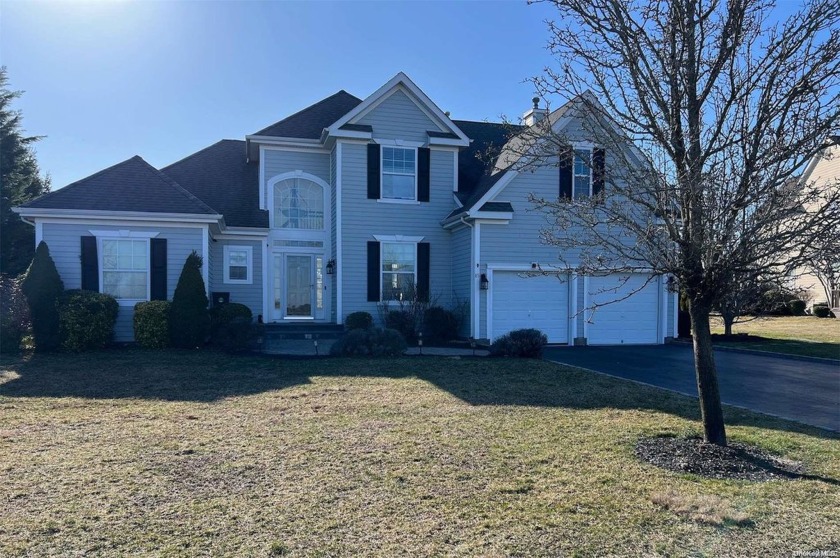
xmin=273 ymin=178 xmax=324 ymax=230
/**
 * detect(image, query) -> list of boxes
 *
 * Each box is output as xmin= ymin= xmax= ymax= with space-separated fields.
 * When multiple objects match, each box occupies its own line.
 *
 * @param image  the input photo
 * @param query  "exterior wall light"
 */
xmin=326 ymin=259 xmax=336 ymax=275
xmin=480 ymin=273 xmax=489 ymax=290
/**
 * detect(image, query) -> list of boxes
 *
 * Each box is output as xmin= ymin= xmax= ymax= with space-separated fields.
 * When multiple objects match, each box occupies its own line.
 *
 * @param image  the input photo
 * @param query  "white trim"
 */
xmin=95 ymin=236 xmax=152 ymax=307
xmin=202 ymin=226 xmax=209 ymax=297
xmin=660 ymin=275 xmax=667 ymax=343
xmin=262 ymin=240 xmax=270 ymax=322
xmin=374 ymin=138 xmax=425 ymax=148
xmin=327 ymin=129 xmax=373 ymax=141
xmin=467 ymin=171 xmax=519 ymax=217
xmin=326 ymin=73 xmax=470 ymax=146
xmin=428 ymin=137 xmax=468 ymax=147
xmin=376 ymin=199 xmax=421 ymax=205
xmin=486 ymin=267 xmax=493 ymax=340
xmin=13 ymin=208 xmax=222 ymax=223
xmin=373 ymin=234 xmax=424 ymax=242
xmin=223 ymin=245 xmax=253 ymax=285
xmin=214 ymin=231 xmax=269 ymax=240
xmin=259 ymin=145 xmax=266 ymax=210
xmin=582 ymin=275 xmax=589 ymax=340
xmin=34 ymin=221 xmax=43 ymax=245
xmin=472 ymin=222 xmax=480 ymax=338
xmin=380 ymin=145 xmax=418 ymax=201
xmin=570 ymin=274 xmax=578 ymax=342
xmin=336 ymin=142 xmax=344 ymax=323
xmin=88 ymin=229 xmax=159 ymax=239
xmin=452 ymin=150 xmax=459 ymax=193
xmin=672 ymin=281 xmax=679 ymax=338
xmin=245 ymin=135 xmax=324 ymax=149
xmin=261 ymin=144 xmax=331 ymax=154
xmin=26 ymin=217 xmax=211 ymax=229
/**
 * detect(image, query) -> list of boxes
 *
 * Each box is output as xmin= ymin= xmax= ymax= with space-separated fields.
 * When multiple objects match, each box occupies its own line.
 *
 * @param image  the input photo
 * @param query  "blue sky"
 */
xmin=2 ymin=0 xmax=559 ymax=189
xmin=2 ymin=0 xmax=804 ymax=190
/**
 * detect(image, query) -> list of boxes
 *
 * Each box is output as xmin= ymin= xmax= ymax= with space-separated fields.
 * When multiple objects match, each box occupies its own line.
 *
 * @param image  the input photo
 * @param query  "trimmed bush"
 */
xmin=813 ymin=304 xmax=835 ymax=318
xmin=21 ymin=241 xmax=64 ymax=352
xmin=787 ymin=299 xmax=806 ymax=316
xmin=490 ymin=328 xmax=548 ymax=358
xmin=0 ymin=275 xmax=30 ymax=354
xmin=385 ymin=310 xmax=416 ymax=342
xmin=58 ymin=290 xmax=118 ymax=351
xmin=423 ymin=306 xmax=460 ymax=344
xmin=169 ymin=251 xmax=209 ymax=348
xmin=210 ymin=303 xmax=254 ymax=352
xmin=134 ymin=301 xmax=171 ymax=349
xmin=329 ymin=327 xmax=407 ymax=357
xmin=210 ymin=302 xmax=253 ymax=337
xmin=345 ymin=311 xmax=373 ymax=331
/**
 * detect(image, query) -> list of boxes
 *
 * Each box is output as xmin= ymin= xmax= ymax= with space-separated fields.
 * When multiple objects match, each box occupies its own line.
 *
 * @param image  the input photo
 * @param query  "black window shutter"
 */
xmin=367 ymin=241 xmax=380 ymax=302
xmin=150 ymin=238 xmax=167 ymax=300
xmin=417 ymin=242 xmax=430 ymax=303
xmin=80 ymin=236 xmax=99 ymax=292
xmin=559 ymin=146 xmax=573 ymax=200
xmin=417 ymin=147 xmax=430 ymax=202
xmin=592 ymin=147 xmax=605 ymax=199
xmin=367 ymin=143 xmax=381 ymax=199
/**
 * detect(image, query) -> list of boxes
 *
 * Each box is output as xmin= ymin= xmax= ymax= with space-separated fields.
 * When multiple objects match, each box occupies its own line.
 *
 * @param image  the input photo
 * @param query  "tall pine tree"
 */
xmin=1 ymin=67 xmax=51 ymax=276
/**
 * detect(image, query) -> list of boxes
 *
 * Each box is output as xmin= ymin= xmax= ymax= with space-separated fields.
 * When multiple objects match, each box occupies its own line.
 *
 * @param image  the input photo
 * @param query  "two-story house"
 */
xmin=14 ymin=72 xmax=678 ymax=344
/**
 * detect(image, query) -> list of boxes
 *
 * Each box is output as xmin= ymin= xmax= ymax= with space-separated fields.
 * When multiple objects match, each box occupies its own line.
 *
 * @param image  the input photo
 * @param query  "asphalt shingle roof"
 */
xmin=161 ymin=140 xmax=268 ymax=228
xmin=21 ymin=156 xmax=218 ymax=216
xmin=252 ymin=91 xmax=363 ymax=139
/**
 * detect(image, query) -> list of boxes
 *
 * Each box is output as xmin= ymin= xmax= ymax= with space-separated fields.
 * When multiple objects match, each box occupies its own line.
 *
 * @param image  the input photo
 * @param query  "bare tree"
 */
xmin=506 ymin=0 xmax=840 ymax=445
xmin=804 ymin=234 xmax=840 ymax=308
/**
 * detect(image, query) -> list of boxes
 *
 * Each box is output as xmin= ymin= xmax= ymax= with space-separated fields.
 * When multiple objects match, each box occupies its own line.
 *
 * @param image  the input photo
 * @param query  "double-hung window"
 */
xmin=381 ymin=242 xmax=416 ymax=301
xmin=224 ymin=245 xmax=252 ymax=284
xmin=381 ymin=147 xmax=416 ymax=201
xmin=101 ymin=238 xmax=149 ymax=301
xmin=573 ymin=149 xmax=592 ymax=199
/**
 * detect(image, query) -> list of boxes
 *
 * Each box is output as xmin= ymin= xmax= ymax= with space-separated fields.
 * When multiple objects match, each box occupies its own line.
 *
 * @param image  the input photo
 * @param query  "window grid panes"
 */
xmin=275 ymin=178 xmax=324 ymax=229
xmin=102 ymin=239 xmax=148 ymax=300
xmin=228 ymin=250 xmax=248 ymax=281
xmin=381 ymin=242 xmax=416 ymax=301
xmin=382 ymin=147 xmax=416 ymax=200
xmin=573 ymin=149 xmax=591 ymax=199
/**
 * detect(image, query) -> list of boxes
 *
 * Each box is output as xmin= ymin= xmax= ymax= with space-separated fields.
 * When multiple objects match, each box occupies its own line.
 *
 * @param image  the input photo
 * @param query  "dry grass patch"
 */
xmin=651 ymin=490 xmax=752 ymax=527
xmin=710 ymin=315 xmax=840 ymax=359
xmin=0 ymin=350 xmax=838 ymax=557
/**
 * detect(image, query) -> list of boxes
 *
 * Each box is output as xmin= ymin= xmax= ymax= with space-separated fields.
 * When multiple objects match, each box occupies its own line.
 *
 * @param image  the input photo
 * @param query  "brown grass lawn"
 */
xmin=1 ymin=350 xmax=838 ymax=557
xmin=711 ymin=315 xmax=840 ymax=360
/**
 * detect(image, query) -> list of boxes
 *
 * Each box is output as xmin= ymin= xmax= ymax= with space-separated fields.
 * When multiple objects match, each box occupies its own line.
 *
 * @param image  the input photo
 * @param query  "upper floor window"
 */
xmin=102 ymin=238 xmax=149 ymax=300
xmin=274 ymin=178 xmax=324 ymax=229
xmin=382 ymin=147 xmax=416 ymax=200
xmin=573 ymin=149 xmax=591 ymax=199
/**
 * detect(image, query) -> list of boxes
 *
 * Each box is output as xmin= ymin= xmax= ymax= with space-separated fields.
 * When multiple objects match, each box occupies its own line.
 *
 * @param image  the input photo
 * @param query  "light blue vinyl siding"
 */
xmin=209 ymin=238 xmax=264 ymax=320
xmin=40 ymin=222 xmax=204 ymax=341
xmin=668 ymin=290 xmax=676 ymax=338
xmin=263 ymin=149 xmax=331 ymax=212
xmin=451 ymin=225 xmax=472 ymax=336
xmin=357 ymin=89 xmax=443 ymax=143
xmin=339 ymin=142 xmax=454 ymax=322
xmin=330 ymin=146 xmax=338 ymax=322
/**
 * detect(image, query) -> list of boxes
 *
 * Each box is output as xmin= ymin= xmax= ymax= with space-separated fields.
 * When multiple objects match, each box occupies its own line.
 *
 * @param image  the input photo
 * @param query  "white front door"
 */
xmin=272 ymin=253 xmax=326 ymax=321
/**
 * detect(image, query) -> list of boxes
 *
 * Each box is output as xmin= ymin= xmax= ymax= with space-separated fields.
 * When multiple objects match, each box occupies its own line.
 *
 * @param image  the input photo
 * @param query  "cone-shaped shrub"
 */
xmin=21 ymin=241 xmax=64 ymax=352
xmin=169 ymin=251 xmax=209 ymax=348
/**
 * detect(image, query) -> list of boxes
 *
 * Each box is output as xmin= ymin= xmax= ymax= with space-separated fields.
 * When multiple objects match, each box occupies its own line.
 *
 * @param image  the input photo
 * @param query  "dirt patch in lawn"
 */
xmin=636 ymin=436 xmax=806 ymax=481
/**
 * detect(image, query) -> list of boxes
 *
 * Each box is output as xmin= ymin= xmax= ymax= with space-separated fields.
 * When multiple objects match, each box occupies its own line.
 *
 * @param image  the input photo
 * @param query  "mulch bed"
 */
xmin=636 ymin=435 xmax=806 ymax=481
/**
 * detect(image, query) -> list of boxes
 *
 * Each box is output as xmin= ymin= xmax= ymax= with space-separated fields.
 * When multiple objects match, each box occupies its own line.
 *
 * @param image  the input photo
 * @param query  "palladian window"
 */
xmin=274 ymin=178 xmax=324 ymax=230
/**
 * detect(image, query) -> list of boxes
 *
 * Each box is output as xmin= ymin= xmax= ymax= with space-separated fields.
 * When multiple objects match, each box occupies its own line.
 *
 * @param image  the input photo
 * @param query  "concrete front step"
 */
xmin=262 ymin=323 xmax=345 ymax=340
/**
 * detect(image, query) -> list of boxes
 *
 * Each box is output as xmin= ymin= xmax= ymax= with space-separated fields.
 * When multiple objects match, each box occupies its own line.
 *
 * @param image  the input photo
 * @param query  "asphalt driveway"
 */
xmin=544 ymin=344 xmax=840 ymax=431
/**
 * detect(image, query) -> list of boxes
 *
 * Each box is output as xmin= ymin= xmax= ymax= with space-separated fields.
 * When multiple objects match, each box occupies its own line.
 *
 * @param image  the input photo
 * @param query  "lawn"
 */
xmin=710 ymin=315 xmax=840 ymax=360
xmin=1 ymin=350 xmax=838 ymax=557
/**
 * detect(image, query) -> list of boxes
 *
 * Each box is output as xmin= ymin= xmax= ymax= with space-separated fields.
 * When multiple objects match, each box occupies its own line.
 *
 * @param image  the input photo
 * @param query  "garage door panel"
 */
xmin=491 ymin=272 xmax=569 ymax=343
xmin=587 ymin=274 xmax=659 ymax=345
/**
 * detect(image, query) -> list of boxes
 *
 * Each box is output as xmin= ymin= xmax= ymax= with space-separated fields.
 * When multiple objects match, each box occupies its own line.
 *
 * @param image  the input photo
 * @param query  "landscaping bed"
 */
xmin=1 ymin=350 xmax=838 ymax=556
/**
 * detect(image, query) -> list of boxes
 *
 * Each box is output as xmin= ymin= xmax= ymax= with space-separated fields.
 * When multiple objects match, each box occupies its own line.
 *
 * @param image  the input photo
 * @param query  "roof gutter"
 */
xmin=13 ymin=207 xmax=224 ymax=224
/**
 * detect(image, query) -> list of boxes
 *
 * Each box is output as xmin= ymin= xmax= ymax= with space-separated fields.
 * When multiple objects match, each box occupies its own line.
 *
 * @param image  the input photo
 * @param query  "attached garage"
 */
xmin=585 ymin=273 xmax=661 ymax=345
xmin=490 ymin=270 xmax=571 ymax=343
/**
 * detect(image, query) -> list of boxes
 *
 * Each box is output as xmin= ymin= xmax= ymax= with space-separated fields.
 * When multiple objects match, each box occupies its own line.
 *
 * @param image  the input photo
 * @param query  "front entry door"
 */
xmin=286 ymin=254 xmax=313 ymax=318
xmin=272 ymin=253 xmax=325 ymax=321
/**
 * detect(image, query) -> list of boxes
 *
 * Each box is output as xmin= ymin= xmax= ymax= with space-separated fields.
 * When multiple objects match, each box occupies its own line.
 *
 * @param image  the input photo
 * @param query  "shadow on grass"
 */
xmin=0 ymin=349 xmax=837 ymax=442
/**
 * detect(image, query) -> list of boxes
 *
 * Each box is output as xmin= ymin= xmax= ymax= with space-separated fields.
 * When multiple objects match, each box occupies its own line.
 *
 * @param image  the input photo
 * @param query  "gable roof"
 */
xmin=452 ymin=119 xmax=519 ymax=201
xmin=160 ymin=140 xmax=268 ymax=228
xmin=20 ymin=156 xmax=219 ymax=216
xmin=251 ymin=90 xmax=362 ymax=139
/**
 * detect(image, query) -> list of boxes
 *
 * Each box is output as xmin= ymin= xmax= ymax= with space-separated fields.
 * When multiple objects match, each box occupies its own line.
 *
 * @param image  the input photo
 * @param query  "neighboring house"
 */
xmin=794 ymin=136 xmax=840 ymax=310
xmin=14 ymin=72 xmax=677 ymax=344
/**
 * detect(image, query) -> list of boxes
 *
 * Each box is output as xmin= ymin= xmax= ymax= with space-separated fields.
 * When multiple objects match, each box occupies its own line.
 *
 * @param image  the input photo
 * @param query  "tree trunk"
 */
xmin=723 ymin=314 xmax=733 ymax=337
xmin=688 ymin=305 xmax=728 ymax=446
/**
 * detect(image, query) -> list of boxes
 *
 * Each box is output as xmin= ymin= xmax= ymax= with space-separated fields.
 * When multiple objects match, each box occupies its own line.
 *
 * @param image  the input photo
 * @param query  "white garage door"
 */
xmin=587 ymin=274 xmax=660 ymax=345
xmin=491 ymin=271 xmax=570 ymax=343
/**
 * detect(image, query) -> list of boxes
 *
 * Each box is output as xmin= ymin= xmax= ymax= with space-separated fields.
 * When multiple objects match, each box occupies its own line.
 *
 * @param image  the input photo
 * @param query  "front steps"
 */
xmin=258 ymin=323 xmax=344 ymax=355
